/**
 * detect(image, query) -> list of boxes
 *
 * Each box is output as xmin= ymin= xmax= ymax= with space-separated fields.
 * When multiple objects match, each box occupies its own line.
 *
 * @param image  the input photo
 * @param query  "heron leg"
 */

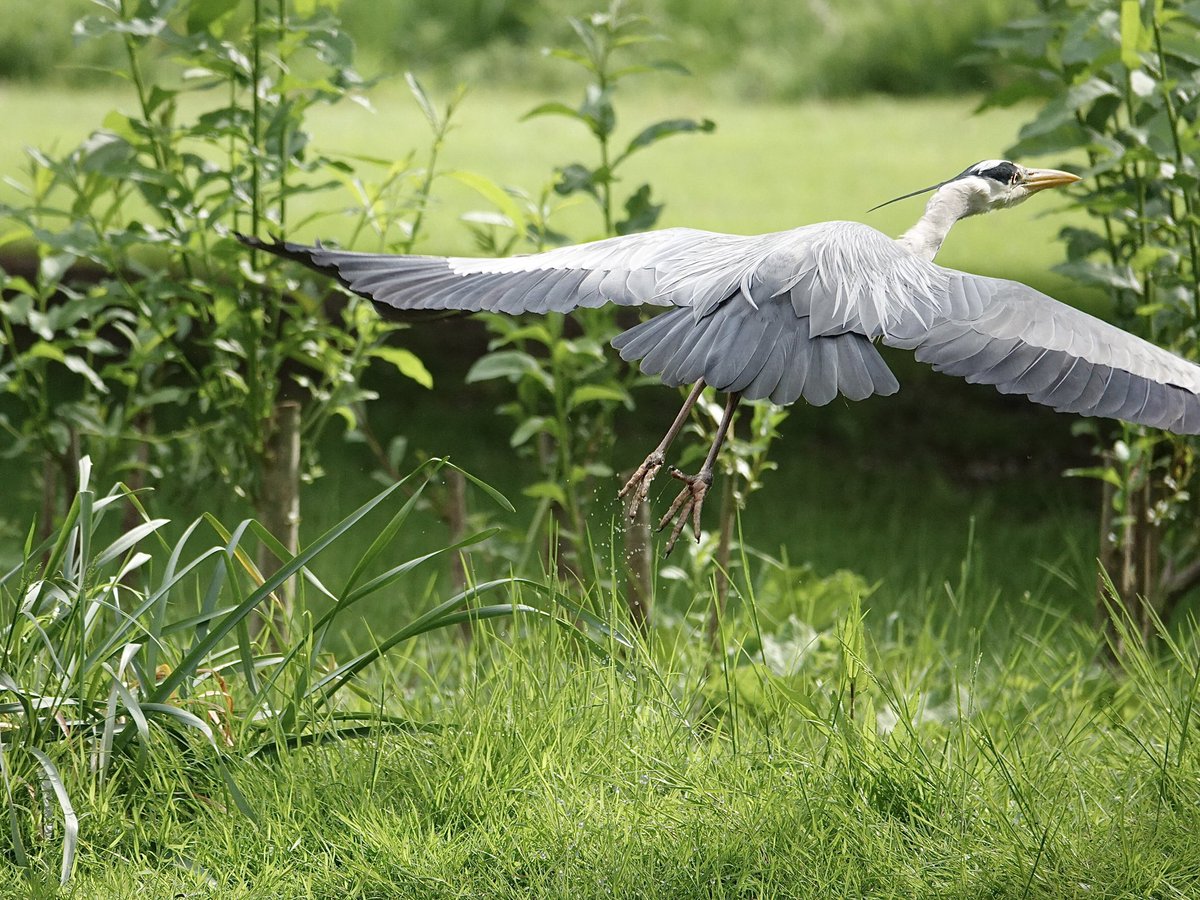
xmin=618 ymin=380 xmax=706 ymax=519
xmin=657 ymin=391 xmax=740 ymax=556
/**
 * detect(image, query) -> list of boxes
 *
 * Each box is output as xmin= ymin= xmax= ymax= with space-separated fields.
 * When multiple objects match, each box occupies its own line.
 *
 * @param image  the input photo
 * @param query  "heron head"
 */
xmin=870 ymin=160 xmax=1080 ymax=216
xmin=951 ymin=160 xmax=1080 ymax=216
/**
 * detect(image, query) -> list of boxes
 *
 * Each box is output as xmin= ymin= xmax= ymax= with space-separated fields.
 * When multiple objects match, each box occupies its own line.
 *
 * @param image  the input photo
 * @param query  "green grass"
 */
xmin=17 ymin=565 xmax=1200 ymax=898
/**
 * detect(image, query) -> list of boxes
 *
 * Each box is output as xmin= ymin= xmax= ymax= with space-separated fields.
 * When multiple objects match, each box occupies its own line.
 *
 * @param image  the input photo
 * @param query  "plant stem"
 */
xmin=277 ymin=0 xmax=288 ymax=233
xmin=250 ymin=0 xmax=263 ymax=242
xmin=1152 ymin=14 xmax=1200 ymax=352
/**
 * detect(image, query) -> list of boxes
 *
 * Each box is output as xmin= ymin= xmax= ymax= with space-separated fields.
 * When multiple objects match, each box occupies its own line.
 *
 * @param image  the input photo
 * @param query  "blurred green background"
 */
xmin=3 ymin=0 xmax=1032 ymax=98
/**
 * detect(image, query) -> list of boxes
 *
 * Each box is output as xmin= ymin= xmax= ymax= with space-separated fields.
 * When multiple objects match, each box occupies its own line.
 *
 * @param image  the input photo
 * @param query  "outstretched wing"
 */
xmin=242 ymin=227 xmax=903 ymax=407
xmin=239 ymin=226 xmax=1200 ymax=435
xmin=238 ymin=229 xmax=779 ymax=317
xmin=888 ymin=270 xmax=1200 ymax=434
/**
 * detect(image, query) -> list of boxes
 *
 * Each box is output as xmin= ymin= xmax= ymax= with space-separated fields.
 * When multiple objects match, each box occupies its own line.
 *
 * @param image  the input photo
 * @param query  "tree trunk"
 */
xmin=38 ymin=453 xmax=59 ymax=544
xmin=253 ymin=400 xmax=301 ymax=643
xmin=1099 ymin=451 xmax=1169 ymax=660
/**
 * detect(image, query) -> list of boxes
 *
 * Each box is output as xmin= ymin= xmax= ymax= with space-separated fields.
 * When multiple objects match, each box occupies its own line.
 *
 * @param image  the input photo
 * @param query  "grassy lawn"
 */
xmin=38 ymin=573 xmax=1200 ymax=897
xmin=7 ymin=81 xmax=1198 ymax=898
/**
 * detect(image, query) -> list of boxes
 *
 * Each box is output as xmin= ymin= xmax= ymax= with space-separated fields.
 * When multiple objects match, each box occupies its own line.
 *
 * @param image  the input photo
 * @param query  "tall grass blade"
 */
xmin=446 ymin=460 xmax=515 ymax=512
xmin=310 ymin=578 xmax=521 ymax=699
xmin=0 ymin=739 xmax=28 ymax=870
xmin=247 ymin=530 xmax=499 ymax=724
xmin=94 ymin=518 xmax=169 ymax=568
xmin=28 ymin=748 xmax=77 ymax=886
xmin=153 ymin=476 xmax=412 ymax=702
xmin=340 ymin=477 xmax=432 ymax=597
xmin=247 ymin=713 xmax=442 ymax=760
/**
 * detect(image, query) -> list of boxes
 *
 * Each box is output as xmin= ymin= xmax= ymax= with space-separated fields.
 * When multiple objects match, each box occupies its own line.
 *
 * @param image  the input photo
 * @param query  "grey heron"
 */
xmin=239 ymin=159 xmax=1200 ymax=553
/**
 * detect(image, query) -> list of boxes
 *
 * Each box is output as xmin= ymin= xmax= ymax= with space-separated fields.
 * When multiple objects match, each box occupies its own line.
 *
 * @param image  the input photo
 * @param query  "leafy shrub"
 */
xmin=345 ymin=0 xmax=1035 ymax=98
xmin=0 ymin=0 xmax=443 ymax=616
xmin=982 ymin=0 xmax=1200 ymax=636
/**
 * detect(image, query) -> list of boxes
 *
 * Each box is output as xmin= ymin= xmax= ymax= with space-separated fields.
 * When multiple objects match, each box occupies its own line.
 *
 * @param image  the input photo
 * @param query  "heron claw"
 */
xmin=656 ymin=467 xmax=713 ymax=556
xmin=618 ymin=451 xmax=665 ymax=519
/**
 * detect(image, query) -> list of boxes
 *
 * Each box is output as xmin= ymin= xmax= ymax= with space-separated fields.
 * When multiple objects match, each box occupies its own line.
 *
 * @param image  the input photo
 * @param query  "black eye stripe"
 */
xmin=964 ymin=161 xmax=1020 ymax=185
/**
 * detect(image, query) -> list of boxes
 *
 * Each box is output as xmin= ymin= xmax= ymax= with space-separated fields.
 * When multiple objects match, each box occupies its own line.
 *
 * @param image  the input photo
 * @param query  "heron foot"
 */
xmin=618 ymin=451 xmax=665 ymax=519
xmin=657 ymin=467 xmax=713 ymax=556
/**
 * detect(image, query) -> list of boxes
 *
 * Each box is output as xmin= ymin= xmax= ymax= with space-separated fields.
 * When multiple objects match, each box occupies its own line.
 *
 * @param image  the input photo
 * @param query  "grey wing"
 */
xmin=890 ymin=271 xmax=1200 ymax=434
xmin=241 ymin=226 xmax=904 ymax=405
xmin=238 ymin=229 xmax=764 ymax=317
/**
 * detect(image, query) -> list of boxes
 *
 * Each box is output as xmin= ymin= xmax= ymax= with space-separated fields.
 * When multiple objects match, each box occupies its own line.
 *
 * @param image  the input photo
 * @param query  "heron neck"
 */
xmin=896 ymin=183 xmax=973 ymax=261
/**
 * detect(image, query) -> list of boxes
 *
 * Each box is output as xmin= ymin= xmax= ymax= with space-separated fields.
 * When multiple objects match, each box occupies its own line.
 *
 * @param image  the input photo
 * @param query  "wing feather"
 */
xmin=772 ymin=329 xmax=812 ymax=405
xmin=726 ymin=323 xmax=783 ymax=394
xmin=895 ymin=270 xmax=1200 ymax=434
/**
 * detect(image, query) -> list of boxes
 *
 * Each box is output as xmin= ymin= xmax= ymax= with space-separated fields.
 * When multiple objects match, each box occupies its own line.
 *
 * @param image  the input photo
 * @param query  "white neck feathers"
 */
xmin=896 ymin=180 xmax=978 ymax=262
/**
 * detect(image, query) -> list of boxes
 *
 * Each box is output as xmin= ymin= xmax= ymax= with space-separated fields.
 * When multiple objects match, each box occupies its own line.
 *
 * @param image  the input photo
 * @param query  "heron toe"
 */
xmin=619 ymin=451 xmax=666 ymax=519
xmin=657 ymin=467 xmax=714 ymax=556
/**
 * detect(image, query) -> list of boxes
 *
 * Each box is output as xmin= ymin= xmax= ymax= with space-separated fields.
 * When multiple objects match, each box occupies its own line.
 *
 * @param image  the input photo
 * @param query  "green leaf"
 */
xmin=523 ymin=481 xmax=567 ymax=505
xmin=579 ymin=85 xmax=615 ymax=138
xmin=24 ymin=341 xmax=66 ymax=363
xmin=78 ymin=131 xmax=135 ymax=176
xmin=1130 ymin=245 xmax=1175 ymax=272
xmin=446 ymin=170 xmax=528 ymax=235
xmin=568 ymin=384 xmax=632 ymax=410
xmin=1053 ymin=260 xmax=1141 ymax=292
xmin=466 ymin=350 xmax=542 ymax=383
xmin=543 ymin=47 xmax=594 ymax=71
xmin=1064 ymin=466 xmax=1125 ymax=488
xmin=444 ymin=461 xmax=515 ymax=512
xmin=369 ymin=347 xmax=433 ymax=388
xmin=63 ymin=355 xmax=109 ymax=393
xmin=510 ymin=415 xmax=551 ymax=448
xmin=555 ymin=163 xmax=601 ymax=198
xmin=186 ymin=0 xmax=240 ymax=34
xmin=522 ymin=101 xmax=581 ymax=123
xmin=1120 ymin=0 xmax=1143 ymax=69
xmin=39 ymin=253 xmax=75 ymax=288
xmin=615 ymin=184 xmax=663 ymax=235
xmin=0 ymin=223 xmax=32 ymax=251
xmin=566 ymin=15 xmax=603 ymax=66
xmin=490 ymin=323 xmax=554 ymax=348
xmin=622 ymin=118 xmax=715 ymax=159
xmin=405 ymin=72 xmax=441 ymax=131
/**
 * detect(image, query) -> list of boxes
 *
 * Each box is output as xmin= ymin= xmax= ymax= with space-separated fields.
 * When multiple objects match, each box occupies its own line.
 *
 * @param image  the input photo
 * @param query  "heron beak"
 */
xmin=1023 ymin=168 xmax=1081 ymax=193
